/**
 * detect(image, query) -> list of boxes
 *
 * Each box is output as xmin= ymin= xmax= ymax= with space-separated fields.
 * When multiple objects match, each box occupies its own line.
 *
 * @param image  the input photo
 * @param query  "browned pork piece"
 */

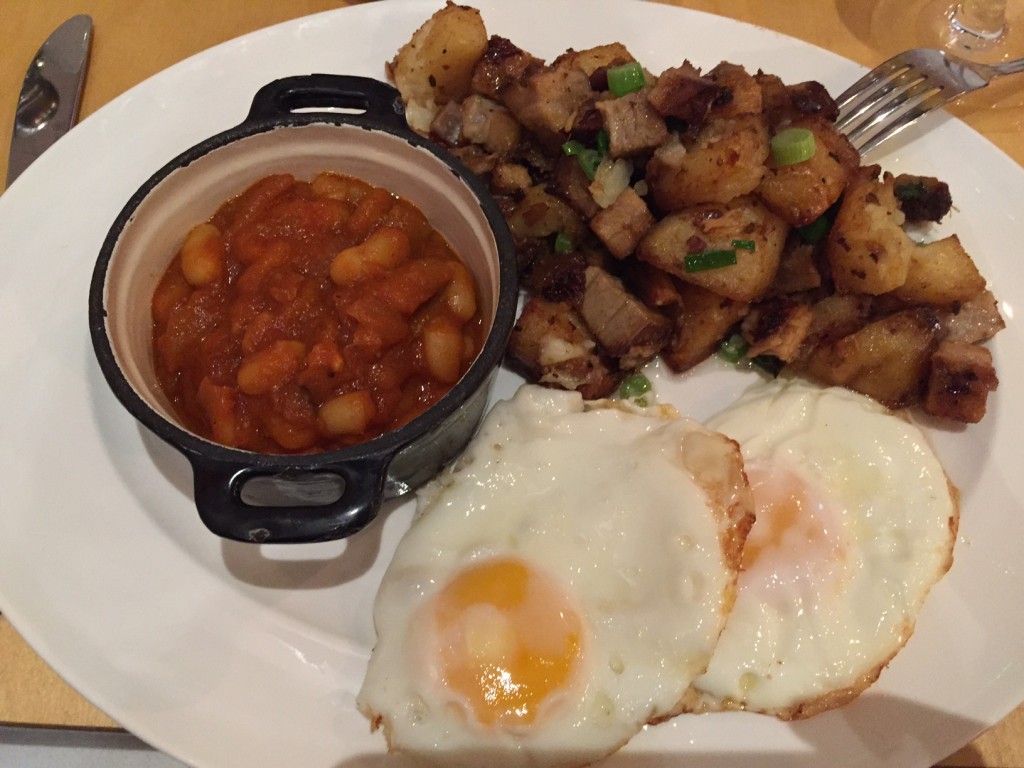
xmin=578 ymin=266 xmax=671 ymax=369
xmin=462 ymin=94 xmax=522 ymax=154
xmin=507 ymin=297 xmax=620 ymax=399
xmin=925 ymin=341 xmax=999 ymax=423
xmin=595 ymin=91 xmax=669 ymax=158
xmin=705 ymin=61 xmax=763 ymax=117
xmin=646 ymin=62 xmax=728 ymax=136
xmin=590 ymin=187 xmax=655 ymax=259
xmin=553 ymin=156 xmax=604 ymax=219
xmin=755 ymin=72 xmax=840 ymax=124
xmin=891 ymin=174 xmax=953 ymax=222
xmin=939 ymin=289 xmax=1005 ymax=345
xmin=471 ymin=36 xmax=594 ymax=149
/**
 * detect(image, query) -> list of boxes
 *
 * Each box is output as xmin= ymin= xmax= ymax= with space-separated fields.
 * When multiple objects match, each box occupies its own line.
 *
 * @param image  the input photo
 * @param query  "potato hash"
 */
xmin=387 ymin=3 xmax=1002 ymax=423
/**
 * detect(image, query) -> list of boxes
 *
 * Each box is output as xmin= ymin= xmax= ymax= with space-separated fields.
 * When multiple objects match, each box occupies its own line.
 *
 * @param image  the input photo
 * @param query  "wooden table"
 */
xmin=1 ymin=1 xmax=1021 ymax=765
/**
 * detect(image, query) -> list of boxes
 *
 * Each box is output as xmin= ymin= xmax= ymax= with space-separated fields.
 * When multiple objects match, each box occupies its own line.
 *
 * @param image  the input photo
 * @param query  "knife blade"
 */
xmin=6 ymin=15 xmax=93 ymax=188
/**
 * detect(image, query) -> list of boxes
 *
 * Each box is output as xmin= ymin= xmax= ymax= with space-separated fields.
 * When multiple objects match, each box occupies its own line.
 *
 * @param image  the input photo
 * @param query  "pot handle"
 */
xmin=244 ymin=74 xmax=407 ymax=131
xmin=189 ymin=454 xmax=391 ymax=544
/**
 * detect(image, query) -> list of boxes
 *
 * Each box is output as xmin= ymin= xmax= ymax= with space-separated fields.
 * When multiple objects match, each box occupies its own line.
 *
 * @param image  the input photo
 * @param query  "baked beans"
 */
xmin=151 ymin=172 xmax=484 ymax=453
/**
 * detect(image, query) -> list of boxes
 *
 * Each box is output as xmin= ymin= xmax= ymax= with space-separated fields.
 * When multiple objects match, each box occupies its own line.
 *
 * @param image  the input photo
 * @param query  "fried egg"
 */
xmin=357 ymin=384 xmax=753 ymax=767
xmin=691 ymin=378 xmax=958 ymax=718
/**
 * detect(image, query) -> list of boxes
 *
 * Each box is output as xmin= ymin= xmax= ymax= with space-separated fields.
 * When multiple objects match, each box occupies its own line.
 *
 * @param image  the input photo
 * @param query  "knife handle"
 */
xmin=243 ymin=74 xmax=407 ymax=131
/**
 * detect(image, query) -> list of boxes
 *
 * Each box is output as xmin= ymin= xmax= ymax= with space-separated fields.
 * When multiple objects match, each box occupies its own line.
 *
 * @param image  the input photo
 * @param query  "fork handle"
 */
xmin=992 ymin=56 xmax=1024 ymax=77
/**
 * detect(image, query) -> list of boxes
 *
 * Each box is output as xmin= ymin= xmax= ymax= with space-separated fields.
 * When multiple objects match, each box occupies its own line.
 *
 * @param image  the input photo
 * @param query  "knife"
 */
xmin=6 ymin=15 xmax=93 ymax=188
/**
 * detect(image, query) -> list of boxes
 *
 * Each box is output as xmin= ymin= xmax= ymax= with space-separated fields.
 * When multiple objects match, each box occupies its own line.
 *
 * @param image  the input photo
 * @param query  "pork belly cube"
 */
xmin=705 ymin=62 xmax=763 ymax=118
xmin=755 ymin=72 xmax=839 ymax=124
xmin=590 ymin=187 xmax=654 ymax=259
xmin=647 ymin=62 xmax=725 ymax=134
xmin=461 ymin=94 xmax=521 ymax=155
xmin=508 ymin=297 xmax=620 ymax=399
xmin=892 ymin=174 xmax=953 ymax=223
xmin=595 ymin=91 xmax=669 ymax=158
xmin=471 ymin=35 xmax=539 ymax=101
xmin=939 ymin=289 xmax=1005 ymax=345
xmin=579 ymin=266 xmax=671 ymax=369
xmin=925 ymin=341 xmax=998 ymax=423
xmin=475 ymin=38 xmax=594 ymax=148
xmin=553 ymin=155 xmax=602 ymax=219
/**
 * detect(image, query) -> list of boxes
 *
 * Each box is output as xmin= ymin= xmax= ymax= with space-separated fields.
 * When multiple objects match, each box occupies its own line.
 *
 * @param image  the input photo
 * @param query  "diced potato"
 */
xmin=797 ymin=308 xmax=941 ymax=409
xmin=891 ymin=234 xmax=986 ymax=305
xmin=757 ymin=116 xmax=860 ymax=226
xmin=506 ymin=184 xmax=586 ymax=242
xmin=662 ymin=283 xmax=749 ymax=373
xmin=825 ymin=170 xmax=915 ymax=295
xmin=637 ymin=196 xmax=788 ymax=302
xmin=646 ymin=114 xmax=770 ymax=210
xmin=801 ymin=294 xmax=873 ymax=349
xmin=387 ymin=3 xmax=488 ymax=132
xmin=924 ymin=341 xmax=998 ymax=423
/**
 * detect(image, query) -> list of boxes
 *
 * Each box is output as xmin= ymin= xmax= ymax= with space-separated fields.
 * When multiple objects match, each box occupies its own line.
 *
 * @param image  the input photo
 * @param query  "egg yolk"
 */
xmin=742 ymin=461 xmax=843 ymax=582
xmin=433 ymin=557 xmax=583 ymax=727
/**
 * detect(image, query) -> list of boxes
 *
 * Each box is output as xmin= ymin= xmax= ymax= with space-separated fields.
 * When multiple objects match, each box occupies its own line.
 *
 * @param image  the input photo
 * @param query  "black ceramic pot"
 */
xmin=89 ymin=74 xmax=518 ymax=544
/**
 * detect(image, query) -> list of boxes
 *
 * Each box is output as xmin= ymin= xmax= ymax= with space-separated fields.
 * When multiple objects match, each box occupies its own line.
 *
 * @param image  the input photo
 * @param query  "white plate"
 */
xmin=1 ymin=1 xmax=1021 ymax=766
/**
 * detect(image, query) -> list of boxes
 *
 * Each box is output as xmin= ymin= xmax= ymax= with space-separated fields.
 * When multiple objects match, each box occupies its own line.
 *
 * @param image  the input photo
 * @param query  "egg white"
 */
xmin=692 ymin=378 xmax=958 ymax=718
xmin=358 ymin=384 xmax=752 ymax=767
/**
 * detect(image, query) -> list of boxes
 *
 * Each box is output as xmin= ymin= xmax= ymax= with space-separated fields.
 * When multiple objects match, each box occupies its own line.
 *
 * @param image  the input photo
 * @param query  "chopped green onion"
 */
xmin=795 ymin=214 xmax=831 ymax=244
xmin=561 ymin=139 xmax=603 ymax=181
xmin=562 ymin=139 xmax=585 ymax=156
xmin=553 ymin=231 xmax=574 ymax=253
xmin=894 ymin=181 xmax=926 ymax=200
xmin=770 ymin=127 xmax=816 ymax=166
xmin=731 ymin=239 xmax=756 ymax=251
xmin=596 ymin=129 xmax=610 ymax=156
xmin=685 ymin=249 xmax=737 ymax=273
xmin=607 ymin=61 xmax=646 ymax=97
xmin=718 ymin=333 xmax=749 ymax=363
xmin=619 ymin=373 xmax=652 ymax=400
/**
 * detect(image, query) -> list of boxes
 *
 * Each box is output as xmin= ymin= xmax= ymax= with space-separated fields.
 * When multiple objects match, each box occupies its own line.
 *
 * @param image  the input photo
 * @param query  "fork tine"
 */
xmin=834 ymin=56 xmax=913 ymax=112
xmin=850 ymin=90 xmax=949 ymax=154
xmin=842 ymin=76 xmax=941 ymax=146
xmin=835 ymin=68 xmax=926 ymax=133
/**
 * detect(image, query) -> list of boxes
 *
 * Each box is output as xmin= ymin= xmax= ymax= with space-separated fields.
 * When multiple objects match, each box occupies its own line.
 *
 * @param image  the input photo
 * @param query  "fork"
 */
xmin=834 ymin=48 xmax=1024 ymax=155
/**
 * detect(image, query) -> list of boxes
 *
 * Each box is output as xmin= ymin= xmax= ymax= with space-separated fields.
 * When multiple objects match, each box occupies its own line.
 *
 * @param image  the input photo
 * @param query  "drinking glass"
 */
xmin=843 ymin=0 xmax=1021 ymax=60
xmin=947 ymin=0 xmax=1013 ymax=51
